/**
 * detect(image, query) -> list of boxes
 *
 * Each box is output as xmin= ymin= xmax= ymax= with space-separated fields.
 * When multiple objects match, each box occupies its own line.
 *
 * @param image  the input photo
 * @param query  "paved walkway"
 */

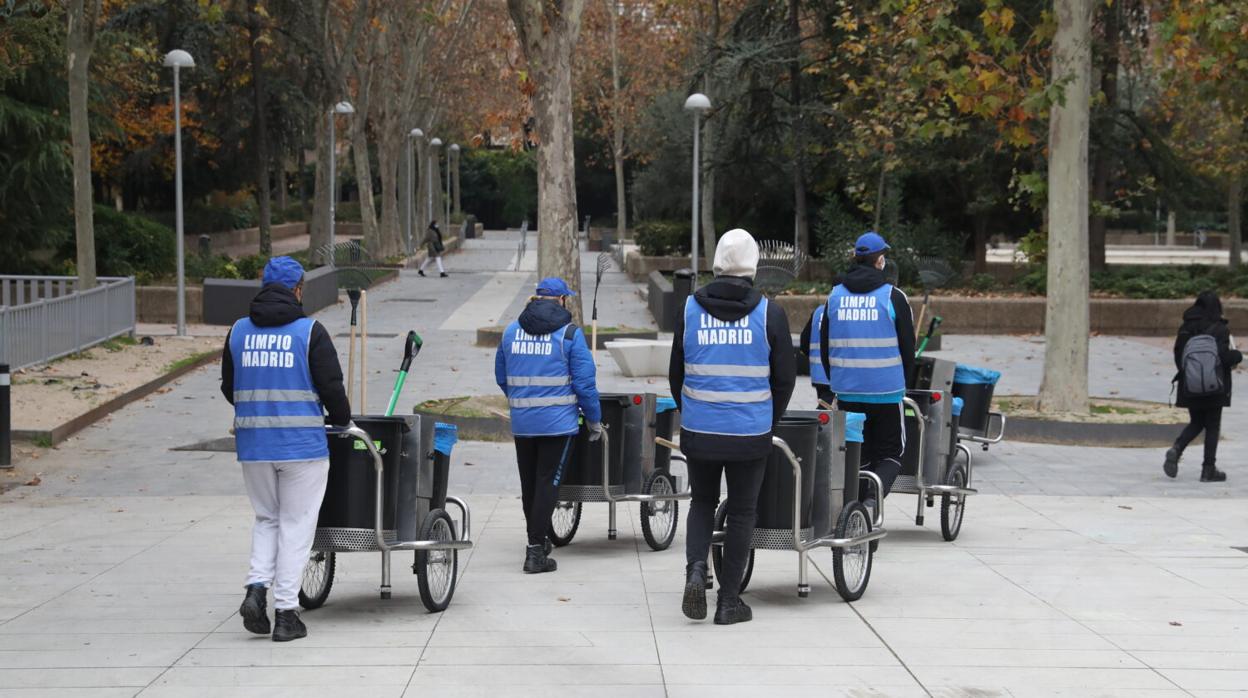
xmin=3 ymin=234 xmax=1247 ymax=696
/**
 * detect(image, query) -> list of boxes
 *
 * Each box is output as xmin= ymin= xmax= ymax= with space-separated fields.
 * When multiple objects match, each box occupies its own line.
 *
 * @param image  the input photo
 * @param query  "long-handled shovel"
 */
xmin=385 ymin=331 xmax=423 ymax=417
xmin=346 ymin=289 xmax=361 ymax=404
xmin=360 ymin=290 xmax=368 ymax=411
xmin=591 ymin=252 xmax=612 ymax=356
xmin=916 ymin=316 xmax=942 ymax=358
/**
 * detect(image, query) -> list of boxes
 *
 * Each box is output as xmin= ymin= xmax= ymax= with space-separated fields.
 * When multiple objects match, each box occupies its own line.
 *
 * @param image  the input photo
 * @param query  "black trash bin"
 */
xmin=320 ymin=415 xmax=411 ymax=533
xmin=562 ymin=394 xmax=632 ymax=488
xmin=901 ymin=392 xmax=933 ymax=478
xmin=951 ymin=364 xmax=1001 ymax=434
xmin=756 ymin=416 xmax=819 ymax=530
xmin=653 ymin=400 xmax=678 ymax=472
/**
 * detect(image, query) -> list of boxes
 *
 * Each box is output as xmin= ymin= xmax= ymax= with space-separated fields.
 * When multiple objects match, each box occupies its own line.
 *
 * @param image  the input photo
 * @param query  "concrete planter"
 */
xmin=475 ymin=325 xmax=658 ymax=349
xmin=202 ymin=266 xmax=338 ymax=325
xmin=136 ymin=286 xmax=204 ymax=324
xmin=412 ymin=408 xmax=511 ymax=442
xmin=605 ymin=339 xmax=672 ymax=377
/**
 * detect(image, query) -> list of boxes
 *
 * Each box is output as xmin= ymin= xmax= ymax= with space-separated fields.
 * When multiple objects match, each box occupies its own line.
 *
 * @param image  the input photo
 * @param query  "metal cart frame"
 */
xmin=891 ymin=395 xmax=977 ymax=541
xmin=710 ymin=433 xmax=888 ymax=602
xmin=959 ymin=411 xmax=1007 ymax=451
xmin=299 ymin=424 xmax=474 ymax=613
xmin=550 ymin=394 xmax=692 ymax=551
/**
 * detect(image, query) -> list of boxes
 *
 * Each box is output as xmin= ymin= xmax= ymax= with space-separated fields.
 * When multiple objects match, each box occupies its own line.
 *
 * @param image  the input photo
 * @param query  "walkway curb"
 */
xmin=1005 ymin=417 xmax=1184 ymax=448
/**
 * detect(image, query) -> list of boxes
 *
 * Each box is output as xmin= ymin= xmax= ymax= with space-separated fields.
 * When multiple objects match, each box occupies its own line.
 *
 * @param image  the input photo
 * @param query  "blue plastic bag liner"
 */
xmin=845 ymin=412 xmax=866 ymax=443
xmin=954 ymin=364 xmax=1002 ymax=386
xmin=434 ymin=422 xmax=459 ymax=456
xmin=656 ymin=396 xmax=678 ymax=413
xmin=952 ymin=397 xmax=964 ymax=417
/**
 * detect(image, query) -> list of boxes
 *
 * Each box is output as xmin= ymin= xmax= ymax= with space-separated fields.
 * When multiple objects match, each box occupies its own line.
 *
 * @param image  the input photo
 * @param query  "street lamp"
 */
xmin=450 ymin=143 xmax=462 ymax=218
xmin=327 ymin=101 xmax=355 ymax=256
xmin=447 ymin=144 xmax=458 ymax=229
xmin=164 ymin=49 xmax=194 ymax=337
xmin=684 ymin=93 xmax=711 ymax=289
xmin=406 ymin=128 xmax=423 ymax=255
xmin=428 ymin=138 xmax=442 ymax=232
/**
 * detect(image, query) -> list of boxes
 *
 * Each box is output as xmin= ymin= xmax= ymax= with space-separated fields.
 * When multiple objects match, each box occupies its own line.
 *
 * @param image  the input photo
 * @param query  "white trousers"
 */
xmin=419 ymin=255 xmax=445 ymax=273
xmin=241 ymin=459 xmax=330 ymax=610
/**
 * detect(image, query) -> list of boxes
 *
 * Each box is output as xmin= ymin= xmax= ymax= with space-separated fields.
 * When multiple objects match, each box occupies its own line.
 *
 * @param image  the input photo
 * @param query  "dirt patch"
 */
xmin=11 ymin=335 xmax=222 ymax=432
xmin=416 ymin=395 xmax=510 ymax=420
xmin=994 ymin=395 xmax=1184 ymax=424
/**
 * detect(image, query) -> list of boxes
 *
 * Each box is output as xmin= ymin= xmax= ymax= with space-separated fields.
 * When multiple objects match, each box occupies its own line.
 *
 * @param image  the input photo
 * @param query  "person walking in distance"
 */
xmin=1165 ymin=290 xmax=1241 ymax=482
xmin=495 ymin=278 xmax=602 ymax=573
xmin=220 ymin=257 xmax=351 ymax=641
xmin=670 ymin=228 xmax=796 ymax=625
xmin=418 ymin=220 xmax=448 ymax=277
xmin=820 ymin=232 xmax=916 ymax=514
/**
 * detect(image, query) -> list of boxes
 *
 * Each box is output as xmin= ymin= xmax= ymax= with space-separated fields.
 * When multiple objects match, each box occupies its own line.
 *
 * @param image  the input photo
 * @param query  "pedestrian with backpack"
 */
xmin=1166 ymin=291 xmax=1241 ymax=482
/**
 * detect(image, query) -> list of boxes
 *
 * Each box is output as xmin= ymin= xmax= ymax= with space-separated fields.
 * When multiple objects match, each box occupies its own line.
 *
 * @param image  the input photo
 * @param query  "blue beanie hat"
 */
xmin=261 ymin=256 xmax=305 ymax=289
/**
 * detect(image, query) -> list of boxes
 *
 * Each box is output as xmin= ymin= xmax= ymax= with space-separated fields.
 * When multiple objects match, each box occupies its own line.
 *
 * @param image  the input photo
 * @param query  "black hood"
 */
xmin=519 ymin=298 xmax=572 ymax=335
xmin=249 ymin=284 xmax=306 ymax=327
xmin=693 ymin=276 xmax=762 ymax=323
xmin=1183 ymin=290 xmax=1223 ymax=325
xmin=839 ymin=263 xmax=888 ymax=294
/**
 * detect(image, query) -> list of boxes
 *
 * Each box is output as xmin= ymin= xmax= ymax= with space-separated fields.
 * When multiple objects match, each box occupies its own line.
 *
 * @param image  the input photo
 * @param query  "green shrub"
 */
xmin=234 ymin=254 xmax=267 ymax=281
xmin=970 ymin=273 xmax=996 ymax=293
xmin=271 ymin=203 xmax=308 ymax=224
xmin=185 ymin=254 xmax=240 ymax=282
xmin=72 ymin=205 xmax=176 ymax=280
xmin=1019 ymin=268 xmax=1046 ymax=295
xmin=635 ymin=220 xmax=691 ymax=256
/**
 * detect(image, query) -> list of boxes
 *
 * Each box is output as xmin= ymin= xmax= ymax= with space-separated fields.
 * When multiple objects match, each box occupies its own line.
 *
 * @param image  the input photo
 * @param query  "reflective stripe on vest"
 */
xmin=824 ymin=284 xmax=905 ymax=395
xmin=501 ymin=322 xmax=580 ymax=436
xmin=229 ymin=316 xmax=327 ymax=463
xmin=808 ymin=306 xmax=829 ymax=386
xmin=681 ymin=296 xmax=773 ymax=436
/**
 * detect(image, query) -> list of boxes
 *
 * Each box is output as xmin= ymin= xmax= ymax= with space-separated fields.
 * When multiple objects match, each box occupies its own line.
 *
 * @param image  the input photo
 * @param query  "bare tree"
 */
xmin=1039 ymin=0 xmax=1093 ymax=414
xmin=67 ymin=0 xmax=101 ymax=289
xmin=248 ymin=4 xmax=273 ymax=256
xmin=508 ymin=0 xmax=589 ymax=322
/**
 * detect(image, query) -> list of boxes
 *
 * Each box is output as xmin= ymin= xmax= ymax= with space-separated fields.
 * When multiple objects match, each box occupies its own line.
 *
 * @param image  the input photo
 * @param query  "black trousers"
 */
xmin=514 ymin=435 xmax=575 ymax=546
xmin=685 ymin=456 xmax=768 ymax=601
xmin=1175 ymin=407 xmax=1222 ymax=467
xmin=837 ymin=400 xmax=905 ymax=499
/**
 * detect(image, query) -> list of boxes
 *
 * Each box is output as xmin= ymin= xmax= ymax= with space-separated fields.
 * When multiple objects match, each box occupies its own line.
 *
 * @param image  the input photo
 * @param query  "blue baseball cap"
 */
xmin=262 ymin=256 xmax=305 ymax=289
xmin=854 ymin=231 xmax=890 ymax=256
xmin=536 ymin=277 xmax=577 ymax=297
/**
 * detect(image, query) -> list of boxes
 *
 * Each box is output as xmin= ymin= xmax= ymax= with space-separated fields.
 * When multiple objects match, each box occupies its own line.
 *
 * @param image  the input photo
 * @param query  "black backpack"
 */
xmin=1181 ymin=326 xmax=1224 ymax=398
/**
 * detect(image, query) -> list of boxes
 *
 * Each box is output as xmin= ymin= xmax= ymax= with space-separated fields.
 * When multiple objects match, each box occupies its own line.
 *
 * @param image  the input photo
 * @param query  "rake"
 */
xmin=591 ymin=252 xmax=612 ymax=356
xmin=754 ymin=239 xmax=808 ymax=295
xmin=914 ymin=256 xmax=956 ymax=343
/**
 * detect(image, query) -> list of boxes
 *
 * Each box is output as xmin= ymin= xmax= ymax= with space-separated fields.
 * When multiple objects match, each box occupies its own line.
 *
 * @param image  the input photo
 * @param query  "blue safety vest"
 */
xmin=824 ymin=283 xmax=905 ymax=397
xmin=809 ymin=305 xmax=829 ymax=387
xmin=501 ymin=322 xmax=579 ymax=437
xmin=229 ymin=317 xmax=328 ymax=463
xmin=681 ymin=297 xmax=773 ymax=436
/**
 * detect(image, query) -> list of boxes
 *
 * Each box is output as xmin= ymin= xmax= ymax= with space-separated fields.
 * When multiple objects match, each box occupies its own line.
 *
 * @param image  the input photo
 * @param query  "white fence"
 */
xmin=0 ymin=275 xmax=137 ymax=370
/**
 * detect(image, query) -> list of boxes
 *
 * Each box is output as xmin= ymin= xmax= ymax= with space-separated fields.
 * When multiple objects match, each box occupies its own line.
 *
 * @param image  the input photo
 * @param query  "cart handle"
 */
xmin=859 ymin=469 xmax=886 ymax=529
xmin=902 ymin=395 xmax=927 ymax=489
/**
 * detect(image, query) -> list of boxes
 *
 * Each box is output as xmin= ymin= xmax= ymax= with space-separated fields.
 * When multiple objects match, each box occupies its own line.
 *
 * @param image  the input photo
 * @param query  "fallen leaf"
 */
xmin=25 ymin=476 xmax=41 ymax=486
xmin=1169 ymin=621 xmax=1182 ymax=627
xmin=558 ymin=597 xmax=571 ymax=602
xmin=1118 ymin=505 xmax=1133 ymax=510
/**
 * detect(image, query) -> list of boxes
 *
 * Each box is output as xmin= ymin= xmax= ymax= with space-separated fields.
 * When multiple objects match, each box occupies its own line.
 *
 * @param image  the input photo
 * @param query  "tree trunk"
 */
xmin=788 ymin=0 xmax=809 ymax=256
xmin=1230 ymin=176 xmax=1242 ymax=269
xmin=310 ymin=115 xmax=331 ymax=258
xmin=430 ymin=148 xmax=444 ymax=232
xmin=1088 ymin=0 xmax=1118 ymax=273
xmin=508 ymin=0 xmax=589 ymax=324
xmin=1038 ymin=0 xmax=1093 ymax=415
xmin=350 ymin=117 xmax=379 ymax=252
xmin=873 ymin=167 xmax=886 ymax=230
xmin=1166 ymin=210 xmax=1176 ymax=246
xmin=298 ymin=145 xmax=308 ymax=218
xmin=276 ymin=157 xmax=288 ymax=212
xmin=249 ymin=9 xmax=273 ymax=256
xmin=452 ymin=149 xmax=461 ymax=217
xmin=415 ymin=137 xmax=428 ymax=237
xmin=608 ymin=0 xmax=627 ymax=241
xmin=698 ymin=0 xmax=720 ymax=272
xmin=973 ymin=215 xmax=988 ymax=275
xmin=68 ymin=0 xmax=100 ymax=289
xmin=377 ymin=130 xmax=402 ymax=258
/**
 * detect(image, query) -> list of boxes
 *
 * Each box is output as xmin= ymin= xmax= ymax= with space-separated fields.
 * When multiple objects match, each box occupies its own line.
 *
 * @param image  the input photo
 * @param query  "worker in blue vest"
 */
xmin=799 ymin=304 xmax=834 ymax=407
xmin=669 ymin=229 xmax=795 ymax=625
xmin=819 ymin=232 xmax=916 ymax=511
xmin=495 ymin=278 xmax=602 ymax=574
xmin=220 ymin=257 xmax=351 ymax=642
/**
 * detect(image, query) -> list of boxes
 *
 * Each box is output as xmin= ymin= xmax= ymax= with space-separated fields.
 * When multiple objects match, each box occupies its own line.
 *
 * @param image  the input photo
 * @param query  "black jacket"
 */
xmin=668 ymin=276 xmax=796 ymax=461
xmin=819 ymin=263 xmax=917 ymax=389
xmin=1174 ymin=293 xmax=1242 ymax=409
xmin=220 ymin=284 xmax=352 ymax=426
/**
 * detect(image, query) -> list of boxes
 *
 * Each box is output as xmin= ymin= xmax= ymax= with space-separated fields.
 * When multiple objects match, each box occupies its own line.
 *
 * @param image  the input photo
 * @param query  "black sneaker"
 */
xmin=417 ymin=269 xmax=426 ymax=277
xmin=239 ymin=583 xmax=270 ymax=635
xmin=682 ymin=561 xmax=708 ymax=620
xmin=272 ymin=609 xmax=307 ymax=642
xmin=713 ymin=596 xmax=753 ymax=625
xmin=523 ymin=544 xmax=557 ymax=573
xmin=1163 ymin=447 xmax=1180 ymax=478
xmin=439 ymin=272 xmax=449 ymax=278
xmin=1200 ymin=467 xmax=1227 ymax=483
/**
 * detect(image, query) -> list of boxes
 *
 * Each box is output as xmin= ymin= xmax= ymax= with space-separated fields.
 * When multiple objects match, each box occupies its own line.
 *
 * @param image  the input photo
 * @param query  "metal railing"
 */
xmin=0 ymin=275 xmax=136 ymax=370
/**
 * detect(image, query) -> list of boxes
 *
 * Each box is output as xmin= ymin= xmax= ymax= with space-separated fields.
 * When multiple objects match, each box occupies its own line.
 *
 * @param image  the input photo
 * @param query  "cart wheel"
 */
xmin=298 ymin=551 xmax=335 ymax=610
xmin=548 ymin=501 xmax=582 ymax=547
xmin=832 ymin=502 xmax=873 ymax=602
xmin=940 ymin=462 xmax=968 ymax=542
xmin=416 ymin=509 xmax=459 ymax=613
xmin=710 ymin=502 xmax=755 ymax=594
xmin=640 ymin=471 xmax=679 ymax=551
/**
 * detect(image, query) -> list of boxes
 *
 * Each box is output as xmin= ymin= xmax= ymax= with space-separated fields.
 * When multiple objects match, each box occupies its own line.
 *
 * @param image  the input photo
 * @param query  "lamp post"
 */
xmin=684 ymin=93 xmax=711 ymax=289
xmin=164 ymin=49 xmax=194 ymax=337
xmin=428 ymin=138 xmax=442 ymax=231
xmin=406 ymin=128 xmax=423 ymax=255
xmin=447 ymin=144 xmax=458 ymax=229
xmin=450 ymin=143 xmax=462 ymax=218
xmin=327 ymin=101 xmax=355 ymax=257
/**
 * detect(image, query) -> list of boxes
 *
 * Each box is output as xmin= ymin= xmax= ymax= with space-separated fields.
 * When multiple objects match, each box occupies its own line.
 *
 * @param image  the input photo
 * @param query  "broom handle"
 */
xmin=360 ymin=291 xmax=368 ymax=413
xmin=347 ymin=325 xmax=357 ymax=406
xmin=385 ymin=370 xmax=408 ymax=417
